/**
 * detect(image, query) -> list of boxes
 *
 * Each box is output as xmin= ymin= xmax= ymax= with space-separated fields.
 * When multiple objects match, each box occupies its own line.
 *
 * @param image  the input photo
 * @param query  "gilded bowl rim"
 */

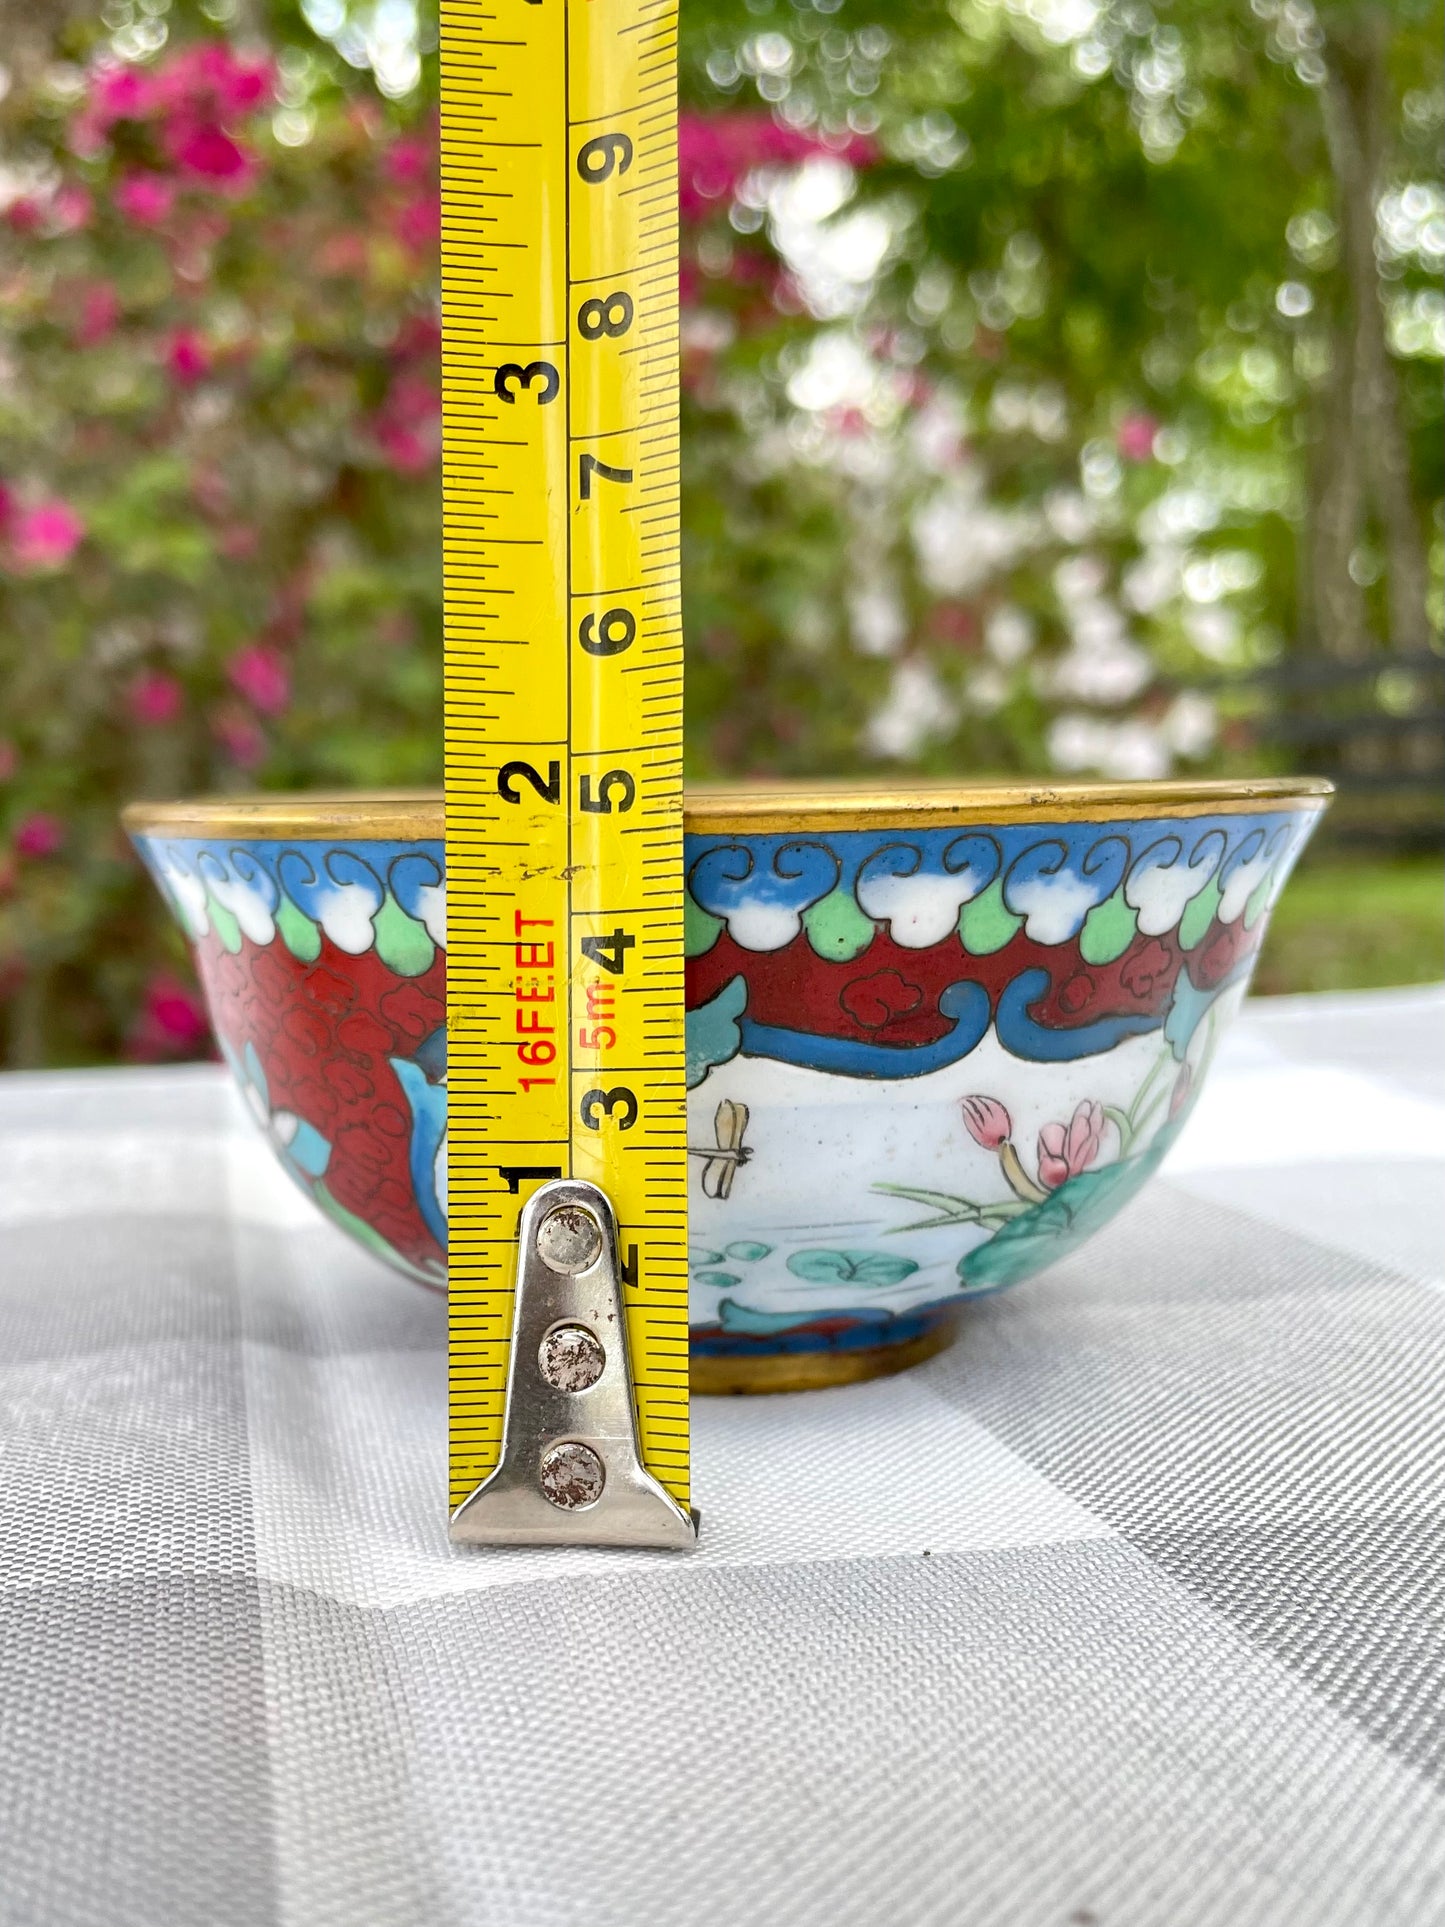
xmin=122 ymin=775 xmax=1332 ymax=841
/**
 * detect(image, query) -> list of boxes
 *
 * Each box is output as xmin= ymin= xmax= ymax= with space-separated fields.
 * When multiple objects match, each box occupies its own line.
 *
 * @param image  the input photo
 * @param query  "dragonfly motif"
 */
xmin=689 ymin=1099 xmax=751 ymax=1200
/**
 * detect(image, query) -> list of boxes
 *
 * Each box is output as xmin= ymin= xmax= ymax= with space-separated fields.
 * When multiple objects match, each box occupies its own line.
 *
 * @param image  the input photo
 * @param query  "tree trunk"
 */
xmin=1319 ymin=5 xmax=1432 ymax=657
xmin=1306 ymin=325 xmax=1367 ymax=660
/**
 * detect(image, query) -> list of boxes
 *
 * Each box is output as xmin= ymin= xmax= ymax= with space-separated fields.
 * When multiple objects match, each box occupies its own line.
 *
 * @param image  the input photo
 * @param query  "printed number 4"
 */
xmin=580 ymin=929 xmax=635 ymax=975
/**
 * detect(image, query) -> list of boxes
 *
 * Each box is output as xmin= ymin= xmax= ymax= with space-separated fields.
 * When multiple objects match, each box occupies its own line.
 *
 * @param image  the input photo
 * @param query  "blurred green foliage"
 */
xmin=1253 ymin=848 xmax=1444 ymax=992
xmin=0 ymin=0 xmax=1440 ymax=1063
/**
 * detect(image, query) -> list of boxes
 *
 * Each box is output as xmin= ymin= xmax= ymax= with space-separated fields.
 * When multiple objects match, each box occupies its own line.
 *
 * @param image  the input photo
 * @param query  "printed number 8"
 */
xmin=578 ymin=292 xmax=634 ymax=341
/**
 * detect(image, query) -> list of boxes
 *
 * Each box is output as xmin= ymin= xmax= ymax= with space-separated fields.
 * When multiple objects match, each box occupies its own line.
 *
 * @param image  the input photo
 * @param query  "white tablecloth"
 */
xmin=1 ymin=987 xmax=1443 ymax=1926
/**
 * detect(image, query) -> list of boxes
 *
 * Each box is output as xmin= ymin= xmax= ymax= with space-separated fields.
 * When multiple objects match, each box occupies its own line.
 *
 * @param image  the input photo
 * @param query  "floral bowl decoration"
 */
xmin=125 ymin=778 xmax=1329 ymax=1391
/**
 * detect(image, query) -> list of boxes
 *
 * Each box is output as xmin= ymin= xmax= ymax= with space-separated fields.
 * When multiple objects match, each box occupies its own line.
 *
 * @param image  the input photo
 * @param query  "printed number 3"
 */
xmin=580 ymin=1086 xmax=638 ymax=1131
xmin=494 ymin=360 xmax=558 ymax=404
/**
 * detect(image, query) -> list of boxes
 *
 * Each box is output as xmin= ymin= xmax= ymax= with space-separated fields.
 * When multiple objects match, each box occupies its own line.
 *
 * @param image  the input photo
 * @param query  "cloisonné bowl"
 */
xmin=125 ymin=778 xmax=1330 ymax=1391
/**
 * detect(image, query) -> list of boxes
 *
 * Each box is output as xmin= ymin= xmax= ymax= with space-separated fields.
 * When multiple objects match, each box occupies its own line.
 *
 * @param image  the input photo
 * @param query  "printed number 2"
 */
xmin=497 ymin=759 xmax=560 ymax=804
xmin=579 ymin=453 xmax=633 ymax=500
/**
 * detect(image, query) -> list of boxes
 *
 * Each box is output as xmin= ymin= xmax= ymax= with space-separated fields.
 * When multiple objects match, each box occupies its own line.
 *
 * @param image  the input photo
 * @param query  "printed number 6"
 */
xmin=578 ymin=608 xmax=636 ymax=658
xmin=577 ymin=132 xmax=633 ymax=183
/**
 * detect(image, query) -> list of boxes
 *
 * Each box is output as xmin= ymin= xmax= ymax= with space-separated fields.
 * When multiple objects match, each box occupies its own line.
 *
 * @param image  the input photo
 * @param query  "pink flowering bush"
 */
xmin=6 ymin=500 xmax=86 ymax=573
xmin=1 ymin=29 xmax=443 ymax=1062
xmin=0 ymin=17 xmax=890 ymax=1062
xmin=1 ymin=3 xmax=1435 ymax=1065
xmin=678 ymin=110 xmax=874 ymax=220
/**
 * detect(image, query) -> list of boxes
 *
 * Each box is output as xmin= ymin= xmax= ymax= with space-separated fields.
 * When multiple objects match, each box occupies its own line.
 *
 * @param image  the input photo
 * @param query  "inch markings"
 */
xmin=442 ymin=0 xmax=687 ymax=1514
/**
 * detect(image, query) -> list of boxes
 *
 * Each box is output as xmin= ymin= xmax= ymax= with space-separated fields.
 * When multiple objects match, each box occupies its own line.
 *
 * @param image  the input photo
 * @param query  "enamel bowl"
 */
xmin=125 ymin=778 xmax=1330 ymax=1391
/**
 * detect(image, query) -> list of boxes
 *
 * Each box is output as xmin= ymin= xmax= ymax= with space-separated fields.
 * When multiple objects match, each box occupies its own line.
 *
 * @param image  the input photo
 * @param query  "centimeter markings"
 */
xmin=441 ymin=0 xmax=689 ymax=1513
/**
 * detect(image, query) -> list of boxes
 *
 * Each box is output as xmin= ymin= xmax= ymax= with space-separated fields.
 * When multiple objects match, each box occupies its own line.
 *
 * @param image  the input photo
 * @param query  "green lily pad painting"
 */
xmin=786 ymin=1248 xmax=920 ymax=1288
xmin=957 ymin=1121 xmax=1181 ymax=1293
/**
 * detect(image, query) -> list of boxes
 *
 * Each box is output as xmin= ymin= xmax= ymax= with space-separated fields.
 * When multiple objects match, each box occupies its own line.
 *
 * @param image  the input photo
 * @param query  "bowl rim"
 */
xmin=122 ymin=776 xmax=1333 ymax=841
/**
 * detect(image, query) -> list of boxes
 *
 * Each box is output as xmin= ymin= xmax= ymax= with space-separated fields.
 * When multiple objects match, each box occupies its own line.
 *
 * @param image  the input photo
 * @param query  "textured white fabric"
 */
xmin=1 ymin=987 xmax=1442 ymax=1927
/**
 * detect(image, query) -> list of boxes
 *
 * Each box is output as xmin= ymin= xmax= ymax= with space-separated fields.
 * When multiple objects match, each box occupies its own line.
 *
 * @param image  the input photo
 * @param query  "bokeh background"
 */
xmin=1 ymin=0 xmax=1440 ymax=1066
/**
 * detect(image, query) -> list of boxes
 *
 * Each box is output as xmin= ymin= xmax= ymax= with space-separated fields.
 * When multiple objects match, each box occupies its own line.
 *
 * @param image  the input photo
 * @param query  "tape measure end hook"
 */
xmin=450 ymin=1180 xmax=699 ymax=1551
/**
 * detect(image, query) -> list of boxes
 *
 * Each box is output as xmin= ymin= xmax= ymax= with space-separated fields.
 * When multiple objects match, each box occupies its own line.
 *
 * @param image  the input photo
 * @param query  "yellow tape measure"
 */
xmin=440 ymin=0 xmax=688 ymax=1515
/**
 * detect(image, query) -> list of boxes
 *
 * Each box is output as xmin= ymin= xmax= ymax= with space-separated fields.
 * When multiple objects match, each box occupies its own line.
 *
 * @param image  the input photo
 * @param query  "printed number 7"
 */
xmin=579 ymin=453 xmax=633 ymax=499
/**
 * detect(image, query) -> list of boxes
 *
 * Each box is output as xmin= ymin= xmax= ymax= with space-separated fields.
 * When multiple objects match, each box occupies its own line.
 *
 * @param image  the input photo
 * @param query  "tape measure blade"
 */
xmin=442 ymin=0 xmax=687 ymax=1518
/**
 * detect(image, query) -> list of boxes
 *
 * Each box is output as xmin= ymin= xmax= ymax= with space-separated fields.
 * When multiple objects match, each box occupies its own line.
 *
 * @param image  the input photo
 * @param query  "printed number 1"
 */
xmin=579 ymin=453 xmax=633 ymax=500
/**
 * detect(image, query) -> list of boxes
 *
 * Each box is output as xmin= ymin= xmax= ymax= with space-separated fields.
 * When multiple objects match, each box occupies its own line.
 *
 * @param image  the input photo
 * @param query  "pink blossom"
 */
xmin=163 ymin=120 xmax=257 ymax=189
xmin=389 ymin=313 xmax=442 ymax=362
xmin=219 ymin=525 xmax=259 ymax=560
xmin=79 ymin=45 xmax=273 ymax=158
xmin=384 ymin=134 xmax=433 ymax=187
xmin=315 ymin=232 xmax=366 ymax=278
xmin=90 ymin=64 xmax=156 ymax=126
xmin=373 ymin=376 xmax=441 ymax=473
xmin=53 ymin=184 xmax=94 ymax=232
xmin=677 ymin=110 xmax=876 ymax=222
xmin=213 ymin=708 xmax=267 ymax=768
xmin=166 ymin=328 xmax=211 ymax=384
xmin=1037 ymin=1100 xmax=1107 ymax=1190
xmin=1116 ymin=413 xmax=1158 ymax=463
xmin=115 ymin=172 xmax=176 ymax=226
xmin=15 ymin=812 xmax=65 ymax=859
xmin=127 ymin=970 xmax=212 ymax=1061
xmin=227 ymin=643 xmax=291 ymax=716
xmin=147 ymin=973 xmax=210 ymax=1044
xmin=391 ymin=193 xmax=441 ymax=252
xmin=129 ymin=669 xmax=184 ymax=726
xmin=377 ymin=424 xmax=432 ymax=472
xmin=962 ymin=1095 xmax=1012 ymax=1151
xmin=70 ymin=64 xmax=157 ymax=154
xmin=76 ymin=283 xmax=120 ymax=347
xmin=4 ymin=197 xmax=43 ymax=233
xmin=155 ymin=43 xmax=274 ymax=119
xmin=189 ymin=463 xmax=229 ymax=518
xmin=8 ymin=500 xmax=84 ymax=572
